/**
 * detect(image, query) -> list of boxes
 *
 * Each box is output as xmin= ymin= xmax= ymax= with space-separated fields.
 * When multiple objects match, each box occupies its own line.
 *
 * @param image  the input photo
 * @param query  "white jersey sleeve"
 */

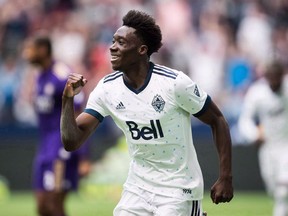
xmin=238 ymin=83 xmax=261 ymax=143
xmin=84 ymin=79 xmax=109 ymax=122
xmin=174 ymin=72 xmax=210 ymax=116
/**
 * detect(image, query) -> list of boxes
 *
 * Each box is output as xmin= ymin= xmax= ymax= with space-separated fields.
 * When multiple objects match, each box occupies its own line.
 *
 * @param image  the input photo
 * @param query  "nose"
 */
xmin=110 ymin=42 xmax=117 ymax=52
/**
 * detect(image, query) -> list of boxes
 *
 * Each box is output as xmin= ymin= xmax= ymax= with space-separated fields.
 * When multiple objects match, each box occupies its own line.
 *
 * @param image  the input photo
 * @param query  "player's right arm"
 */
xmin=61 ymin=73 xmax=100 ymax=151
xmin=238 ymin=85 xmax=262 ymax=145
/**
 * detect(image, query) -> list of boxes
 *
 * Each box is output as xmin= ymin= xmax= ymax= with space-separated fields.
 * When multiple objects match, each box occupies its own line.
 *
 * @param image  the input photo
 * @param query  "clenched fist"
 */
xmin=63 ymin=73 xmax=87 ymax=98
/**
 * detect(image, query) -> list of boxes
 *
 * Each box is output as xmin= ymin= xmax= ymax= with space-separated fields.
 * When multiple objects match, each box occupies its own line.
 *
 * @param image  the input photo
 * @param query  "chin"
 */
xmin=111 ymin=64 xmax=121 ymax=71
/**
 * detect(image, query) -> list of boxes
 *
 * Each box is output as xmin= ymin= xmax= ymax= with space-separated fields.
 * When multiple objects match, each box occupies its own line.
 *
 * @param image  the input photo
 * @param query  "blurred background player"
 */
xmin=22 ymin=34 xmax=91 ymax=216
xmin=238 ymin=61 xmax=288 ymax=216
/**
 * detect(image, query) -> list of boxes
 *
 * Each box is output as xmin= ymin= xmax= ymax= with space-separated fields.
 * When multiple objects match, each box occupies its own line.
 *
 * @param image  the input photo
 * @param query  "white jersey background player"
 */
xmin=60 ymin=10 xmax=233 ymax=216
xmin=238 ymin=61 xmax=288 ymax=216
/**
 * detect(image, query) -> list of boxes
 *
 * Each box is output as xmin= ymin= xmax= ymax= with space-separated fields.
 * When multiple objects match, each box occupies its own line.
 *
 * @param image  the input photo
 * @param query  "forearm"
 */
xmin=211 ymin=116 xmax=232 ymax=179
xmin=61 ymin=96 xmax=85 ymax=151
xmin=238 ymin=114 xmax=259 ymax=144
xmin=198 ymin=101 xmax=233 ymax=203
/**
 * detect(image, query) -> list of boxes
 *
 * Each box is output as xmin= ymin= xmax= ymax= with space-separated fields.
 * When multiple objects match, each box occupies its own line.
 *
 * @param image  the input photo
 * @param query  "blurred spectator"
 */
xmin=51 ymin=12 xmax=88 ymax=73
xmin=13 ymin=63 xmax=38 ymax=126
xmin=156 ymin=0 xmax=192 ymax=43
xmin=0 ymin=0 xmax=29 ymax=60
xmin=237 ymin=1 xmax=273 ymax=75
xmin=188 ymin=1 xmax=227 ymax=103
xmin=42 ymin=0 xmax=77 ymax=12
xmin=0 ymin=57 xmax=24 ymax=124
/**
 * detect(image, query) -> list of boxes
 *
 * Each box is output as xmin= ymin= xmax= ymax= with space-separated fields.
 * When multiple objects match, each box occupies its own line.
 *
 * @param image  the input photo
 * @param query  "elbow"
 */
xmin=64 ymin=144 xmax=77 ymax=152
xmin=61 ymin=137 xmax=80 ymax=152
xmin=209 ymin=115 xmax=228 ymax=128
xmin=210 ymin=116 xmax=231 ymax=135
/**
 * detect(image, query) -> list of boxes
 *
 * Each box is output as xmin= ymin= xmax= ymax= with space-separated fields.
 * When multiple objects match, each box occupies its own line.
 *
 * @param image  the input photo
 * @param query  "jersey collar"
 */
xmin=123 ymin=62 xmax=154 ymax=94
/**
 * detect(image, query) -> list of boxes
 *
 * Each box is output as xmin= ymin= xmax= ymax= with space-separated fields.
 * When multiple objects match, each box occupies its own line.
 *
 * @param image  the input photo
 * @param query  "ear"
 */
xmin=138 ymin=45 xmax=148 ymax=55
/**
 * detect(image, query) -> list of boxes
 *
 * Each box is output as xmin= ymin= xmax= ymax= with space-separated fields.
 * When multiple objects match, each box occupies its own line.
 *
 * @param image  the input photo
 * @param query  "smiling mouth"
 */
xmin=111 ymin=55 xmax=120 ymax=62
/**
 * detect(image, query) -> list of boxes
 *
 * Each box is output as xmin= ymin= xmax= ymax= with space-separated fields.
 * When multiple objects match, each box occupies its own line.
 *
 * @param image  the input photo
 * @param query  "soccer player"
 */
xmin=238 ymin=61 xmax=288 ymax=216
xmin=23 ymin=35 xmax=91 ymax=216
xmin=61 ymin=10 xmax=233 ymax=216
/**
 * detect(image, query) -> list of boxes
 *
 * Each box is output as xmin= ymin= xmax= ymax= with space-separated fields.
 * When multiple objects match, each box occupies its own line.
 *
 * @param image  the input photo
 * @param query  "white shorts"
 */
xmin=113 ymin=186 xmax=203 ymax=216
xmin=258 ymin=145 xmax=288 ymax=196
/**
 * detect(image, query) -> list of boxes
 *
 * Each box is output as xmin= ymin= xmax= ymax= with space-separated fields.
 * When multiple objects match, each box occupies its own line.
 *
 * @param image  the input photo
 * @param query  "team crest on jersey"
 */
xmin=152 ymin=94 xmax=165 ymax=113
xmin=194 ymin=85 xmax=200 ymax=97
xmin=44 ymin=82 xmax=55 ymax=96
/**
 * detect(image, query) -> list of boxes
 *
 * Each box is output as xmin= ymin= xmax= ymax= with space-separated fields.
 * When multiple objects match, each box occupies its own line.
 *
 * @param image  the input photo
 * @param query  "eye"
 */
xmin=118 ymin=40 xmax=125 ymax=45
xmin=111 ymin=38 xmax=126 ymax=46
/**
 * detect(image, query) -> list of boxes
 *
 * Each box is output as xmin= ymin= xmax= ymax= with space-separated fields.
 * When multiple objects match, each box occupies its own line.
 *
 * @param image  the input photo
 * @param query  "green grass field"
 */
xmin=0 ymin=190 xmax=273 ymax=216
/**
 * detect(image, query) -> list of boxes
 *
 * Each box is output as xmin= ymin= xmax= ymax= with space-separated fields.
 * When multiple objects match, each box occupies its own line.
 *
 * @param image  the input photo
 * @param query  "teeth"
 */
xmin=111 ymin=56 xmax=119 ymax=61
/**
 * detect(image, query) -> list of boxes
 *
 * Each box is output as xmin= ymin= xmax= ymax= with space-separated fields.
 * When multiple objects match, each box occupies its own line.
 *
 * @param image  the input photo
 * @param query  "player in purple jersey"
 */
xmin=23 ymin=35 xmax=91 ymax=216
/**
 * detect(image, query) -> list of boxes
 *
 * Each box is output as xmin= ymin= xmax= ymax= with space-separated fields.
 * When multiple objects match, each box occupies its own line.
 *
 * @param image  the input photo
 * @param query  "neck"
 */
xmin=123 ymin=61 xmax=150 ymax=90
xmin=41 ymin=58 xmax=53 ymax=71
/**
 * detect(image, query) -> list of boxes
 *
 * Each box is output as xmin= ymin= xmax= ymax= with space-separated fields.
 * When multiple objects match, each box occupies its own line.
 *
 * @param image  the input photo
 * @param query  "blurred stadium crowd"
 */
xmin=0 ymin=0 xmax=287 ymax=145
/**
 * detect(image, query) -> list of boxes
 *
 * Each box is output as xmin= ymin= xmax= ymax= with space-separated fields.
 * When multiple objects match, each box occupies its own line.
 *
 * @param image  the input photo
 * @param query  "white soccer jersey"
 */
xmin=85 ymin=62 xmax=210 ymax=200
xmin=238 ymin=76 xmax=288 ymax=147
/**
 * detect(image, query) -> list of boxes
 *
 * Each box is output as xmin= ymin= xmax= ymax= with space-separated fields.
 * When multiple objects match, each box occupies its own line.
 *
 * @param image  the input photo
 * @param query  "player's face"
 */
xmin=22 ymin=41 xmax=43 ymax=65
xmin=265 ymin=70 xmax=283 ymax=92
xmin=110 ymin=26 xmax=144 ymax=71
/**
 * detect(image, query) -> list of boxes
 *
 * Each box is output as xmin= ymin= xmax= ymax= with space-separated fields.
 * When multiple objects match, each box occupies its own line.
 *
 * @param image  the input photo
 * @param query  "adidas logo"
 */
xmin=116 ymin=101 xmax=125 ymax=110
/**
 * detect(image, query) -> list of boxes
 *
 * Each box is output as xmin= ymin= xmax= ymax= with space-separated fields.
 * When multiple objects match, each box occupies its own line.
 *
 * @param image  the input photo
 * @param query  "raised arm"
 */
xmin=197 ymin=100 xmax=234 ymax=204
xmin=61 ymin=73 xmax=100 ymax=151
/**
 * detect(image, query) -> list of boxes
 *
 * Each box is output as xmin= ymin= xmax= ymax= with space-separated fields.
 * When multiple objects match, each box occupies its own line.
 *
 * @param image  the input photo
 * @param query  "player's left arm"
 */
xmin=197 ymin=100 xmax=234 ymax=204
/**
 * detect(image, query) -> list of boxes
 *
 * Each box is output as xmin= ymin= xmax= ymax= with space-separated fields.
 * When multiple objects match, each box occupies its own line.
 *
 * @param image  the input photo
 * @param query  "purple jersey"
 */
xmin=34 ymin=62 xmax=87 ymax=162
xmin=32 ymin=62 xmax=90 ymax=191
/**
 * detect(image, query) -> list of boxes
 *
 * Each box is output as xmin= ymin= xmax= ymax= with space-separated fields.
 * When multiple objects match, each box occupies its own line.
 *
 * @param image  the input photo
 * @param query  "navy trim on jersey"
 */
xmin=104 ymin=72 xmax=123 ymax=83
xmin=153 ymin=71 xmax=177 ymax=79
xmin=123 ymin=62 xmax=154 ymax=94
xmin=193 ymin=95 xmax=212 ymax=117
xmin=84 ymin=108 xmax=104 ymax=122
xmin=104 ymin=71 xmax=121 ymax=80
xmin=153 ymin=65 xmax=177 ymax=79
xmin=154 ymin=64 xmax=177 ymax=76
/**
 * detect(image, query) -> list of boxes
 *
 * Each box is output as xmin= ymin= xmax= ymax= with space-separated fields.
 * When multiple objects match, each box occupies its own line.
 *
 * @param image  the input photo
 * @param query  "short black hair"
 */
xmin=34 ymin=35 xmax=52 ymax=57
xmin=122 ymin=10 xmax=162 ymax=57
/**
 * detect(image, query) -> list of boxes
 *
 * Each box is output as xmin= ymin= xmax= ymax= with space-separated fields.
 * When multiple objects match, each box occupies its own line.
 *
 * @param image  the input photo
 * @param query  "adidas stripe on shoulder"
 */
xmin=153 ymin=64 xmax=178 ymax=79
xmin=104 ymin=71 xmax=123 ymax=83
